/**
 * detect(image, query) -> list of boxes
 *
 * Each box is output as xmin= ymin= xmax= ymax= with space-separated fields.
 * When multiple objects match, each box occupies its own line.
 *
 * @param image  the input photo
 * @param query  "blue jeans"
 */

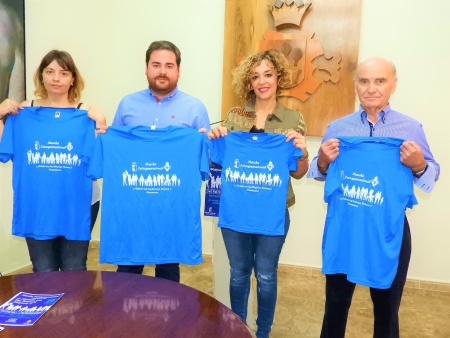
xmin=221 ymin=209 xmax=290 ymax=338
xmin=25 ymin=201 xmax=100 ymax=272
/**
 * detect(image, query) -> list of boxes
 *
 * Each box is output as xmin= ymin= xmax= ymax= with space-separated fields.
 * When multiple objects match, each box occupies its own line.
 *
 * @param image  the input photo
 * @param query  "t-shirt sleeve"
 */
xmin=206 ymin=137 xmax=224 ymax=166
xmin=286 ymin=138 xmax=303 ymax=171
xmin=87 ymin=134 xmax=105 ymax=179
xmin=199 ymin=134 xmax=211 ymax=180
xmin=80 ymin=119 xmax=97 ymax=165
xmin=0 ymin=116 xmax=14 ymax=163
xmin=323 ymin=160 xmax=340 ymax=203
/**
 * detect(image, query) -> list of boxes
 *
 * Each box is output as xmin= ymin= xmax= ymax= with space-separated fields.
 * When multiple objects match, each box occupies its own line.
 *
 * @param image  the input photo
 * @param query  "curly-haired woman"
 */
xmin=208 ymin=49 xmax=309 ymax=338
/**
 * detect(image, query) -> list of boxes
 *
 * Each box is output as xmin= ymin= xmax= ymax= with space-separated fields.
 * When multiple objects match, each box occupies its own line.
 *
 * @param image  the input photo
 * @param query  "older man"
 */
xmin=308 ymin=57 xmax=440 ymax=338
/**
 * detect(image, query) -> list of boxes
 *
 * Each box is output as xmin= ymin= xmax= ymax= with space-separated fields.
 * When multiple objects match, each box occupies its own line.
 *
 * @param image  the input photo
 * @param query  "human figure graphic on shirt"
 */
xmin=17 ymin=50 xmax=106 ymax=272
xmin=111 ymin=40 xmax=210 ymax=283
xmin=307 ymin=57 xmax=440 ymax=338
xmin=207 ymin=49 xmax=308 ymax=338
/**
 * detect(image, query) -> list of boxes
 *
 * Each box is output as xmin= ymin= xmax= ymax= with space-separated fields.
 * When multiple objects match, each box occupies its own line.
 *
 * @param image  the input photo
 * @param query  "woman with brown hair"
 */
xmin=1 ymin=50 xmax=105 ymax=272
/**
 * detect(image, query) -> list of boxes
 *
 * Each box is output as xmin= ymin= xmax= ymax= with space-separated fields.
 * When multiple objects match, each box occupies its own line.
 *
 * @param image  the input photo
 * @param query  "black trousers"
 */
xmin=320 ymin=217 xmax=411 ymax=338
xmin=116 ymin=263 xmax=180 ymax=283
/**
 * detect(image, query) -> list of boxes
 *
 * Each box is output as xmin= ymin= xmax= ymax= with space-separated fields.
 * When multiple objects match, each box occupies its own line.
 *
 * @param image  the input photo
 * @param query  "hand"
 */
xmin=86 ymin=105 xmax=107 ymax=135
xmin=286 ymin=130 xmax=309 ymax=179
xmin=285 ymin=130 xmax=306 ymax=152
xmin=95 ymin=125 xmax=108 ymax=135
xmin=87 ymin=105 xmax=107 ymax=126
xmin=400 ymin=141 xmax=427 ymax=172
xmin=317 ymin=138 xmax=340 ymax=174
xmin=207 ymin=126 xmax=228 ymax=139
xmin=198 ymin=128 xmax=208 ymax=134
xmin=0 ymin=99 xmax=22 ymax=118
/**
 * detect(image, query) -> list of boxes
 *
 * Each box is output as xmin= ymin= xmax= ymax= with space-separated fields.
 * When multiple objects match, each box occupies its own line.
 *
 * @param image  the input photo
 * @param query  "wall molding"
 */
xmin=7 ymin=252 xmax=449 ymax=293
xmin=277 ymin=262 xmax=450 ymax=293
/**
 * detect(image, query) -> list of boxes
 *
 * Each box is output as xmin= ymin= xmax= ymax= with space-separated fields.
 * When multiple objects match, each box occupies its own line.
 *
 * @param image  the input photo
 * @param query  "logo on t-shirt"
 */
xmin=27 ymin=140 xmax=81 ymax=172
xmin=340 ymin=171 xmax=384 ymax=207
xmin=224 ymin=158 xmax=283 ymax=194
xmin=122 ymin=161 xmax=180 ymax=194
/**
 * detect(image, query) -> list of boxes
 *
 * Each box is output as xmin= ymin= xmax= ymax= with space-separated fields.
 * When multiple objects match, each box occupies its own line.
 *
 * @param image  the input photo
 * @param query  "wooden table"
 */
xmin=0 ymin=271 xmax=255 ymax=337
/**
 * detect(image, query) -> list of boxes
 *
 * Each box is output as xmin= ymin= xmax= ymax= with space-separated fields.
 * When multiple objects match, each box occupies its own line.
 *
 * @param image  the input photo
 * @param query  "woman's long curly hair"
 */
xmin=232 ymin=49 xmax=292 ymax=102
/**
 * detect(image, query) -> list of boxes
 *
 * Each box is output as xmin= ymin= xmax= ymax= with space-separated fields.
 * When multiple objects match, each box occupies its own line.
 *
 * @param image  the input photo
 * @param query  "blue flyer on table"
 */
xmin=0 ymin=292 xmax=64 ymax=326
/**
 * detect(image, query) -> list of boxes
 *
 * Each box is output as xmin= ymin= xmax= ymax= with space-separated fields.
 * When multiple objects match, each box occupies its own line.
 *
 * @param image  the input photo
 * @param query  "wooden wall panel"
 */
xmin=221 ymin=0 xmax=362 ymax=136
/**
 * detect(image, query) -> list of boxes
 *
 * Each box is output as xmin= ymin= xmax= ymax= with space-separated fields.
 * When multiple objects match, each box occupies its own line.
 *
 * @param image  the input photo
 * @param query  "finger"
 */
xmin=328 ymin=146 xmax=339 ymax=158
xmin=402 ymin=141 xmax=419 ymax=151
xmin=286 ymin=131 xmax=300 ymax=142
xmin=400 ymin=142 xmax=412 ymax=150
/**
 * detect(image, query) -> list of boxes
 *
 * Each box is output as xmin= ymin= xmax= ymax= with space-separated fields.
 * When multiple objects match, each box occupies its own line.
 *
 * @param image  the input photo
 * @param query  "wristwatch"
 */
xmin=413 ymin=164 xmax=428 ymax=178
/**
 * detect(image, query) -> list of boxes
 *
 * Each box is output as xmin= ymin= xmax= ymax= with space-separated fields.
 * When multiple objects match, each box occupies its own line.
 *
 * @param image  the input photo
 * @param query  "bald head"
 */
xmin=354 ymin=57 xmax=398 ymax=117
xmin=356 ymin=57 xmax=397 ymax=78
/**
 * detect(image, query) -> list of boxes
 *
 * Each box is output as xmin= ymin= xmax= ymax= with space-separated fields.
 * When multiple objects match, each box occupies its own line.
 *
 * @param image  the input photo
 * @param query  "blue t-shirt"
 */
xmin=208 ymin=132 xmax=302 ymax=236
xmin=87 ymin=126 xmax=210 ymax=265
xmin=112 ymin=86 xmax=211 ymax=131
xmin=0 ymin=106 xmax=95 ymax=240
xmin=322 ymin=136 xmax=417 ymax=288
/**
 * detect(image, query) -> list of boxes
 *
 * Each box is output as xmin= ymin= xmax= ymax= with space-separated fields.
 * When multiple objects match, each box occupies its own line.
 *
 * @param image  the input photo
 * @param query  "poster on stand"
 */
xmin=204 ymin=163 xmax=221 ymax=217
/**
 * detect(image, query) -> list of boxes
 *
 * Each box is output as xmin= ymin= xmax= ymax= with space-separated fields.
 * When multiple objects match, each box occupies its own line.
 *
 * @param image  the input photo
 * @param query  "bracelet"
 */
xmin=413 ymin=164 xmax=428 ymax=178
xmin=299 ymin=150 xmax=309 ymax=162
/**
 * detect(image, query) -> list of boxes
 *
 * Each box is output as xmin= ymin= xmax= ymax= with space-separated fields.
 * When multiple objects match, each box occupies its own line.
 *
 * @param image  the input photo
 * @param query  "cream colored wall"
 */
xmin=1 ymin=0 xmax=449 ymax=283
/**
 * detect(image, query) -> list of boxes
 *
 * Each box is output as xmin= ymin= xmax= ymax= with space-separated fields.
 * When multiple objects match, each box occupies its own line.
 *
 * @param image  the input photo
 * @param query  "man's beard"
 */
xmin=148 ymin=76 xmax=176 ymax=95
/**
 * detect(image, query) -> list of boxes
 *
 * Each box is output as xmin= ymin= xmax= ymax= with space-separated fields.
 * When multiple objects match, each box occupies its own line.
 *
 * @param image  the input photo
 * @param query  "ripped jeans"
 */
xmin=221 ymin=209 xmax=290 ymax=338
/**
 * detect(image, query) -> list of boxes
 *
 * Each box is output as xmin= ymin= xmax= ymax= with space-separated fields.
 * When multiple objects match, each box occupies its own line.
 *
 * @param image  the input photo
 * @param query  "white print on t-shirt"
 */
xmin=223 ymin=158 xmax=283 ymax=194
xmin=26 ymin=140 xmax=81 ymax=172
xmin=224 ymin=167 xmax=282 ymax=186
xmin=121 ymin=161 xmax=181 ymax=194
xmin=340 ymin=171 xmax=384 ymax=208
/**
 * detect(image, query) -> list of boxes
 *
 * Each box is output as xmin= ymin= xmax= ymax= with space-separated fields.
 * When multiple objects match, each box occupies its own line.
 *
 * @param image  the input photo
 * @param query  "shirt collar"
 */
xmin=147 ymin=86 xmax=179 ymax=102
xmin=358 ymin=104 xmax=391 ymax=124
xmin=244 ymin=100 xmax=286 ymax=121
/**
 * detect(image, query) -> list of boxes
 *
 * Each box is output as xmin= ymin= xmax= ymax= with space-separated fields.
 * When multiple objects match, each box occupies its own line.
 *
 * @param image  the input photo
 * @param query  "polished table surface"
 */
xmin=0 ymin=271 xmax=255 ymax=337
